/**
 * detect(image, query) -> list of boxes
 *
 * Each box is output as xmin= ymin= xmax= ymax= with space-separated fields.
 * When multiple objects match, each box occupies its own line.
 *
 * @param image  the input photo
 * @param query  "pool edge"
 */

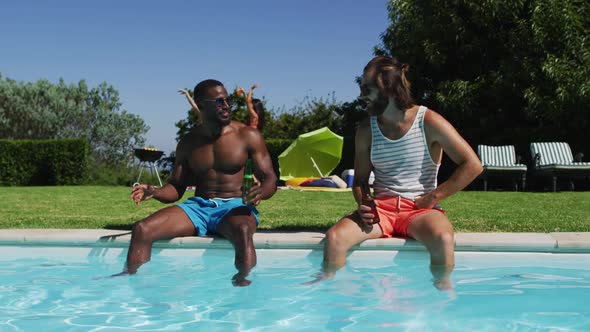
xmin=0 ymin=229 xmax=589 ymax=253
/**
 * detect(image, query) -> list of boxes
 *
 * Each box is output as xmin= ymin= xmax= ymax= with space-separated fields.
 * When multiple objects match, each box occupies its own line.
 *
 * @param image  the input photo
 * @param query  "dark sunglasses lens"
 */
xmin=215 ymin=98 xmax=232 ymax=107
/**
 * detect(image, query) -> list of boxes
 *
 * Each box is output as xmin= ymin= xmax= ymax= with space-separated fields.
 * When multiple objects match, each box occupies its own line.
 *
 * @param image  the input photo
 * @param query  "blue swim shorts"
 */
xmin=177 ymin=196 xmax=259 ymax=236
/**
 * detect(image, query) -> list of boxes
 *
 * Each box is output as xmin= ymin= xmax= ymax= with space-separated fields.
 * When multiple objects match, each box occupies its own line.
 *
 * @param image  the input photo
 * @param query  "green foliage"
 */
xmin=377 ymin=0 xmax=590 ymax=153
xmin=0 ymin=75 xmax=149 ymax=172
xmin=264 ymin=93 xmax=344 ymax=139
xmin=0 ymin=139 xmax=88 ymax=185
xmin=265 ymin=139 xmax=293 ymax=157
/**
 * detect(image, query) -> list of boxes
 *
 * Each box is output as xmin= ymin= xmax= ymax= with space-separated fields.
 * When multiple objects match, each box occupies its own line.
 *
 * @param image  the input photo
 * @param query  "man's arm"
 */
xmin=242 ymin=127 xmax=277 ymax=205
xmin=351 ymin=119 xmax=373 ymax=204
xmin=351 ymin=119 xmax=381 ymax=225
xmin=416 ymin=110 xmax=483 ymax=208
xmin=131 ymin=143 xmax=190 ymax=205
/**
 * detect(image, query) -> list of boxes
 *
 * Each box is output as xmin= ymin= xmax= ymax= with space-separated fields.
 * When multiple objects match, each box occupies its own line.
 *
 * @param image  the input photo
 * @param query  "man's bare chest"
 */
xmin=378 ymin=120 xmax=413 ymax=141
xmin=187 ymin=136 xmax=248 ymax=174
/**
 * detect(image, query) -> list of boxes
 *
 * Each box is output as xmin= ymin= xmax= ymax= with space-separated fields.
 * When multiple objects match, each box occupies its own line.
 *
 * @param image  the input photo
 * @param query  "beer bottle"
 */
xmin=242 ymin=159 xmax=254 ymax=203
xmin=361 ymin=189 xmax=380 ymax=224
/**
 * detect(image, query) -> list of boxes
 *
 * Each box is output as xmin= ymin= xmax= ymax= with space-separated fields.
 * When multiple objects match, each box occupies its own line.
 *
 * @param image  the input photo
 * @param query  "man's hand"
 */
xmin=415 ymin=191 xmax=439 ymax=209
xmin=235 ymin=87 xmax=246 ymax=96
xmin=242 ymin=182 xmax=262 ymax=206
xmin=130 ymin=184 xmax=156 ymax=205
xmin=357 ymin=204 xmax=378 ymax=225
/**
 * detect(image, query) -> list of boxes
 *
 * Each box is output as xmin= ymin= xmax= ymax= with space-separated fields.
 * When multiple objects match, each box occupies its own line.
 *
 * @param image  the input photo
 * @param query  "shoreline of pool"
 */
xmin=0 ymin=229 xmax=589 ymax=253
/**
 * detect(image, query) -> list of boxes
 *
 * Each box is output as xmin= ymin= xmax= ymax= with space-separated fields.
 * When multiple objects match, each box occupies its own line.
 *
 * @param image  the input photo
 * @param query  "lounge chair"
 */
xmin=530 ymin=142 xmax=590 ymax=192
xmin=477 ymin=145 xmax=527 ymax=191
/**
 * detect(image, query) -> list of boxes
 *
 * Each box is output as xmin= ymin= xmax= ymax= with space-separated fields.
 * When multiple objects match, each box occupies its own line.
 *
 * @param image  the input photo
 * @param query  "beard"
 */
xmin=198 ymin=109 xmax=231 ymax=138
xmin=367 ymin=93 xmax=389 ymax=116
xmin=203 ymin=109 xmax=231 ymax=125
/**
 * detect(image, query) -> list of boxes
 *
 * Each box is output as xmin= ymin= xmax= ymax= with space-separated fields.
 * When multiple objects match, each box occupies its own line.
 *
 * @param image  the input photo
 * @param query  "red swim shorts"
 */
xmin=374 ymin=196 xmax=445 ymax=238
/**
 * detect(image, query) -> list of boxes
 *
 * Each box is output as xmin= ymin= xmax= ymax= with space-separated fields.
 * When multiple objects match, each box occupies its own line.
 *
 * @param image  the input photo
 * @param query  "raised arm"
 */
xmin=246 ymin=83 xmax=258 ymax=102
xmin=178 ymin=89 xmax=201 ymax=115
xmin=131 ymin=142 xmax=191 ymax=205
xmin=416 ymin=110 xmax=483 ymax=208
xmin=247 ymin=84 xmax=259 ymax=127
xmin=241 ymin=127 xmax=277 ymax=205
xmin=237 ymin=84 xmax=260 ymax=128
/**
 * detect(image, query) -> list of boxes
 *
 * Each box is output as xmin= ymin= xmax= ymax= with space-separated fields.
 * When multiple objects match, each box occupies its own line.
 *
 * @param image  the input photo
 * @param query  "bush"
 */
xmin=0 ymin=139 xmax=88 ymax=185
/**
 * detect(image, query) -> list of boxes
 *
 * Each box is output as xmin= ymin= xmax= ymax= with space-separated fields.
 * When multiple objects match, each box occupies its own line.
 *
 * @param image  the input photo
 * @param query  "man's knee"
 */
xmin=235 ymin=221 xmax=253 ymax=235
xmin=428 ymin=230 xmax=455 ymax=266
xmin=132 ymin=219 xmax=153 ymax=242
xmin=432 ymin=229 xmax=454 ymax=250
xmin=227 ymin=219 xmax=255 ymax=243
xmin=324 ymin=227 xmax=345 ymax=249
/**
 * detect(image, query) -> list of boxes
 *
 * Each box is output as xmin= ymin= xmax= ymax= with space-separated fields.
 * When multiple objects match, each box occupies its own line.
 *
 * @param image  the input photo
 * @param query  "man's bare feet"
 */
xmin=232 ymin=272 xmax=252 ymax=287
xmin=302 ymin=271 xmax=334 ymax=286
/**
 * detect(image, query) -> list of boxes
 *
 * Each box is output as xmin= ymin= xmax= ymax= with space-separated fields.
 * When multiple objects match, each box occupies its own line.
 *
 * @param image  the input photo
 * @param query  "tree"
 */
xmin=0 ymin=74 xmax=149 ymax=170
xmin=264 ymin=93 xmax=344 ymax=139
xmin=376 ymin=0 xmax=590 ymax=152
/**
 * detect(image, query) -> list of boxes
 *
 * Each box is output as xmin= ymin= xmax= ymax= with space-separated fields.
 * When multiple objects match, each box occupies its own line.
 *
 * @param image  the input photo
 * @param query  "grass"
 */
xmin=0 ymin=186 xmax=589 ymax=232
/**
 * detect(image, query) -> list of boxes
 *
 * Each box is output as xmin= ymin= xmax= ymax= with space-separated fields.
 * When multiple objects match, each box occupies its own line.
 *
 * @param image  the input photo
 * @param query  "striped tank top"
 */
xmin=370 ymin=106 xmax=440 ymax=200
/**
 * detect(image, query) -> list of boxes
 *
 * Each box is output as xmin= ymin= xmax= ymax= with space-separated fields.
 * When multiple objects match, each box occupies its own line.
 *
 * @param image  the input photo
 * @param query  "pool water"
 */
xmin=0 ymin=246 xmax=589 ymax=331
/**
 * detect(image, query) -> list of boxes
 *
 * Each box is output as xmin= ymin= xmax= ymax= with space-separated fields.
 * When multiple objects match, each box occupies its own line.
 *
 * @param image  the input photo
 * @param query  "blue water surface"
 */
xmin=0 ymin=246 xmax=588 ymax=331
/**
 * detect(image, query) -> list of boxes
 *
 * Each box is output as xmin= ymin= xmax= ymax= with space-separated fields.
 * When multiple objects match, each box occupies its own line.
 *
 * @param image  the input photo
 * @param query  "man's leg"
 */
xmin=307 ymin=212 xmax=382 ymax=284
xmin=216 ymin=206 xmax=258 ymax=287
xmin=406 ymin=211 xmax=455 ymax=290
xmin=124 ymin=206 xmax=195 ymax=274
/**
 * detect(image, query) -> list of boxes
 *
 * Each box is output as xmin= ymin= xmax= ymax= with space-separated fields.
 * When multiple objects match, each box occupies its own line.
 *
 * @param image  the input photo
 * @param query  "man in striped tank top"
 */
xmin=310 ymin=56 xmax=482 ymax=290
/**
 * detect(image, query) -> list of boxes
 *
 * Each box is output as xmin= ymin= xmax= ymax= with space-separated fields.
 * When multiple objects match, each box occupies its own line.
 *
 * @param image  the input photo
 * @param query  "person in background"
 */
xmin=124 ymin=79 xmax=277 ymax=287
xmin=249 ymin=98 xmax=266 ymax=131
xmin=308 ymin=56 xmax=482 ymax=290
xmin=236 ymin=83 xmax=265 ymax=131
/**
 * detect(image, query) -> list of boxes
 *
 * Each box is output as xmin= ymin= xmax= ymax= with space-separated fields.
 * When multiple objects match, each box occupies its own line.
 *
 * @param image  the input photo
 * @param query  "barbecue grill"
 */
xmin=133 ymin=148 xmax=164 ymax=187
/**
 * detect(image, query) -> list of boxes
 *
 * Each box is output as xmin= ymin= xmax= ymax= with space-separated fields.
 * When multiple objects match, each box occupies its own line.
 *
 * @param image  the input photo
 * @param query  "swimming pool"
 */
xmin=0 ymin=246 xmax=589 ymax=331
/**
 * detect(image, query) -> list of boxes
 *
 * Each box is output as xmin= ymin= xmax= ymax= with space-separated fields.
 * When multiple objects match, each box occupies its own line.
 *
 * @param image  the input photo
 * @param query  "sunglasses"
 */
xmin=202 ymin=97 xmax=234 ymax=108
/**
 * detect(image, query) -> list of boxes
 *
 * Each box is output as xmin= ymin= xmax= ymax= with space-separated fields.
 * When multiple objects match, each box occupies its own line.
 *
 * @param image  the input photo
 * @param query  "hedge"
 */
xmin=0 ymin=139 xmax=88 ymax=186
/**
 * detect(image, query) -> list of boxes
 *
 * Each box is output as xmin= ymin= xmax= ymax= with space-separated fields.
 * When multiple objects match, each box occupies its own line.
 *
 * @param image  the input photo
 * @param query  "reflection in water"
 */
xmin=0 ymin=248 xmax=588 ymax=331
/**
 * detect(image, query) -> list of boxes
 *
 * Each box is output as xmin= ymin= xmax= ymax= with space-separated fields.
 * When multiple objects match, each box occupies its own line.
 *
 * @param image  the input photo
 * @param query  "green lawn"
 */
xmin=0 ymin=186 xmax=589 ymax=232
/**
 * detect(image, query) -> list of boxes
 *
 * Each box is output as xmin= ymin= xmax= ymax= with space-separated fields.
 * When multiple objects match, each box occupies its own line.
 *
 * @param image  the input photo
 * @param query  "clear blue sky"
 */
xmin=1 ymin=0 xmax=390 ymax=154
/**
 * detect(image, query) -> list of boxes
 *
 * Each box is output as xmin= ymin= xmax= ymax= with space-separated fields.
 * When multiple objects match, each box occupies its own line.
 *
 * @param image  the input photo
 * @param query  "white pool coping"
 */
xmin=0 ymin=229 xmax=589 ymax=253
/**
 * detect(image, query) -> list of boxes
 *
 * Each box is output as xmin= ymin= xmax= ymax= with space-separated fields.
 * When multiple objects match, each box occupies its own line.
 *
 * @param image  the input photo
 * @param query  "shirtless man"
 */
xmin=124 ymin=79 xmax=277 ymax=286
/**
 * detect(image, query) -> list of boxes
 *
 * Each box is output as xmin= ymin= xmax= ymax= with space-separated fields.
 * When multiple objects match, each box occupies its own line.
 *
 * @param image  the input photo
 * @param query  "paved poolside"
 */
xmin=1 ymin=229 xmax=589 ymax=253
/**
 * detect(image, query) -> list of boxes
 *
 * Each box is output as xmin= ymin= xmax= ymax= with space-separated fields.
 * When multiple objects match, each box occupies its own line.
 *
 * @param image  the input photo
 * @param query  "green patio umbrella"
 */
xmin=278 ymin=127 xmax=344 ymax=180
